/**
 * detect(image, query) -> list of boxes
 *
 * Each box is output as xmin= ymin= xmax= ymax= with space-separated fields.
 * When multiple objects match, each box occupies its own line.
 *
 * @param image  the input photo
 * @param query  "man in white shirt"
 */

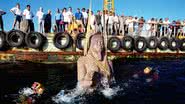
xmin=113 ymin=13 xmax=119 ymax=35
xmin=10 ymin=3 xmax=22 ymax=30
xmin=108 ymin=13 xmax=114 ymax=35
xmin=90 ymin=11 xmax=96 ymax=31
xmin=119 ymin=14 xmax=127 ymax=35
xmin=101 ymin=11 xmax=109 ymax=34
xmin=36 ymin=7 xmax=45 ymax=33
xmin=126 ymin=16 xmax=134 ymax=35
xmin=23 ymin=5 xmax=34 ymax=32
xmin=162 ymin=18 xmax=170 ymax=35
xmin=81 ymin=8 xmax=88 ymax=29
xmin=146 ymin=18 xmax=156 ymax=37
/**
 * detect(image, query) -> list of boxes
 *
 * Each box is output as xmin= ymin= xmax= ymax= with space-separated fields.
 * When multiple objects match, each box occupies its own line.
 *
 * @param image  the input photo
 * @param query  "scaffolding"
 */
xmin=103 ymin=0 xmax=115 ymax=13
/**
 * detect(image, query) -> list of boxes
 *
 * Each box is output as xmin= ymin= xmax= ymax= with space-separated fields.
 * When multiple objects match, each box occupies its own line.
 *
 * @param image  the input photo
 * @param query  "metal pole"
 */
xmin=103 ymin=0 xmax=108 ymax=58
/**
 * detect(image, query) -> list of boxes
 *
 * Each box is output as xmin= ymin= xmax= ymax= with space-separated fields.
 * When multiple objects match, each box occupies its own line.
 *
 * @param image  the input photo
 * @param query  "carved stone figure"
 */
xmin=77 ymin=32 xmax=114 ymax=89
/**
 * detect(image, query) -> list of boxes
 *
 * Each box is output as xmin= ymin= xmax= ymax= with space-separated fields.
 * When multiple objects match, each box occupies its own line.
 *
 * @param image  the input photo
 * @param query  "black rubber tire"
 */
xmin=108 ymin=37 xmax=121 ymax=52
xmin=147 ymin=36 xmax=158 ymax=49
xmin=25 ymin=32 xmax=46 ymax=49
xmin=122 ymin=36 xmax=134 ymax=51
xmin=179 ymin=39 xmax=185 ymax=51
xmin=76 ymin=33 xmax=85 ymax=50
xmin=134 ymin=37 xmax=147 ymax=53
xmin=0 ymin=31 xmax=6 ymax=50
xmin=158 ymin=37 xmax=169 ymax=50
xmin=6 ymin=30 xmax=25 ymax=47
xmin=53 ymin=32 xmax=73 ymax=50
xmin=169 ymin=38 xmax=180 ymax=51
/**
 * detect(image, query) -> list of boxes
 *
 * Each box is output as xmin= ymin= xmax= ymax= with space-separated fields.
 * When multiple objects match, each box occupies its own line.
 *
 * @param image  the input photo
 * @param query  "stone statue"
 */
xmin=77 ymin=32 xmax=114 ymax=89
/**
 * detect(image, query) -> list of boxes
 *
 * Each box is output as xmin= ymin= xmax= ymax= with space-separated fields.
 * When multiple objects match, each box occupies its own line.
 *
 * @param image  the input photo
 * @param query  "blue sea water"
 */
xmin=0 ymin=58 xmax=185 ymax=104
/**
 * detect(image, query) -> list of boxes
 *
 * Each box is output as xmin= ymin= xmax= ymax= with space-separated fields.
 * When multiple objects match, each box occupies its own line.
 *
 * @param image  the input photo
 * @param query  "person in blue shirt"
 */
xmin=75 ymin=8 xmax=83 ymax=20
xmin=55 ymin=8 xmax=62 ymax=32
xmin=75 ymin=8 xmax=83 ymax=29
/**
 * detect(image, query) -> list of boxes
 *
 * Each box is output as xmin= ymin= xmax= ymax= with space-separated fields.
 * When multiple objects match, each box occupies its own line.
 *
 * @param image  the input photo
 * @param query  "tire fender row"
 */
xmin=0 ymin=30 xmax=46 ymax=50
xmin=107 ymin=36 xmax=183 ymax=52
xmin=0 ymin=30 xmax=184 ymax=52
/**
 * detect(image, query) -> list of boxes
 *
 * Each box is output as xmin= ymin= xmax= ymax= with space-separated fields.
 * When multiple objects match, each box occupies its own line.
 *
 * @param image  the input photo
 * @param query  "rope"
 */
xmin=102 ymin=0 xmax=110 ymax=77
xmin=87 ymin=54 xmax=111 ymax=77
xmin=84 ymin=0 xmax=92 ymax=56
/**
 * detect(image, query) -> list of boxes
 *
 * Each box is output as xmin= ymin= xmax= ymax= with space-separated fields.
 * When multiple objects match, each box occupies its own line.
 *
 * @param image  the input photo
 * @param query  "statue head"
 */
xmin=88 ymin=33 xmax=105 ymax=61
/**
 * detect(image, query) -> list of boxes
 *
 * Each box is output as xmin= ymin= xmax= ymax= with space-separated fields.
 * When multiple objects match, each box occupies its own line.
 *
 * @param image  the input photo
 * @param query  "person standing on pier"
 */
xmin=10 ymin=3 xmax=22 ymax=30
xmin=82 ymin=8 xmax=88 ymax=31
xmin=107 ymin=12 xmax=114 ymax=35
xmin=63 ymin=8 xmax=69 ymax=32
xmin=95 ymin=10 xmax=102 ymax=32
xmin=67 ymin=7 xmax=73 ymax=25
xmin=75 ymin=8 xmax=83 ymax=27
xmin=0 ymin=9 xmax=6 ymax=31
xmin=113 ymin=13 xmax=119 ymax=35
xmin=55 ymin=8 xmax=62 ymax=32
xmin=89 ymin=11 xmax=96 ymax=31
xmin=23 ymin=5 xmax=34 ymax=32
xmin=44 ymin=10 xmax=52 ymax=33
xmin=36 ymin=7 xmax=45 ymax=33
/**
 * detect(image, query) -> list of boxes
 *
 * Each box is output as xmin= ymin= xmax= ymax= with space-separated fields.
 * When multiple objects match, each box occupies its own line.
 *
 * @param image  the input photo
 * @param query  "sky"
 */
xmin=0 ymin=0 xmax=185 ymax=31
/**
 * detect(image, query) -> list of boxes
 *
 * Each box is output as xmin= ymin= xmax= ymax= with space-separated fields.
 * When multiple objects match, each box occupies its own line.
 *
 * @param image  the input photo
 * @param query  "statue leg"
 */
xmin=77 ymin=57 xmax=94 ymax=88
xmin=77 ymin=57 xmax=86 ymax=81
xmin=78 ymin=72 xmax=94 ymax=88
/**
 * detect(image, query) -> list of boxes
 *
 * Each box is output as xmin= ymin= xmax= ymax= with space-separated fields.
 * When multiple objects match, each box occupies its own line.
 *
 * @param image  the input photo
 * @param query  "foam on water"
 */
xmin=52 ymin=83 xmax=88 ymax=104
xmin=100 ymin=86 xmax=122 ymax=99
xmin=100 ymin=77 xmax=122 ymax=99
xmin=18 ymin=87 xmax=34 ymax=96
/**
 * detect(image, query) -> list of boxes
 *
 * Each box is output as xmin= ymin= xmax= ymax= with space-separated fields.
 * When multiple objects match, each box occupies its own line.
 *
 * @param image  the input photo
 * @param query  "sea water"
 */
xmin=0 ymin=59 xmax=185 ymax=104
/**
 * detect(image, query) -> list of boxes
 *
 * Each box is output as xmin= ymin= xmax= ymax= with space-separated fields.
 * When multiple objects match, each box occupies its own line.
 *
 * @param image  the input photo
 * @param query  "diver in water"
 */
xmin=133 ymin=67 xmax=159 ymax=83
xmin=14 ymin=82 xmax=44 ymax=104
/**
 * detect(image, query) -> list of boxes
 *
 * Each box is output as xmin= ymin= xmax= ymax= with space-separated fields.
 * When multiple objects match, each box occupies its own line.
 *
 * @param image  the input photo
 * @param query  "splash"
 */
xmin=100 ymin=86 xmax=121 ymax=99
xmin=52 ymin=83 xmax=88 ymax=104
xmin=100 ymin=77 xmax=122 ymax=99
xmin=18 ymin=87 xmax=34 ymax=96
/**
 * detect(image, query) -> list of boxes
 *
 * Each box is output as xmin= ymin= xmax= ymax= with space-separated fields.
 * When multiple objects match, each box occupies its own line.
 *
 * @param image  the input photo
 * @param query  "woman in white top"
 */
xmin=62 ymin=8 xmax=68 ymax=31
xmin=67 ymin=7 xmax=73 ymax=24
xmin=10 ymin=3 xmax=22 ymax=30
xmin=36 ymin=7 xmax=45 ymax=33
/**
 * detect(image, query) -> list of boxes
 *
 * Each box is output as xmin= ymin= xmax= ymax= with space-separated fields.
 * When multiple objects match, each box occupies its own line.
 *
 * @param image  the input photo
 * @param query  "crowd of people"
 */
xmin=0 ymin=3 xmax=185 ymax=38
